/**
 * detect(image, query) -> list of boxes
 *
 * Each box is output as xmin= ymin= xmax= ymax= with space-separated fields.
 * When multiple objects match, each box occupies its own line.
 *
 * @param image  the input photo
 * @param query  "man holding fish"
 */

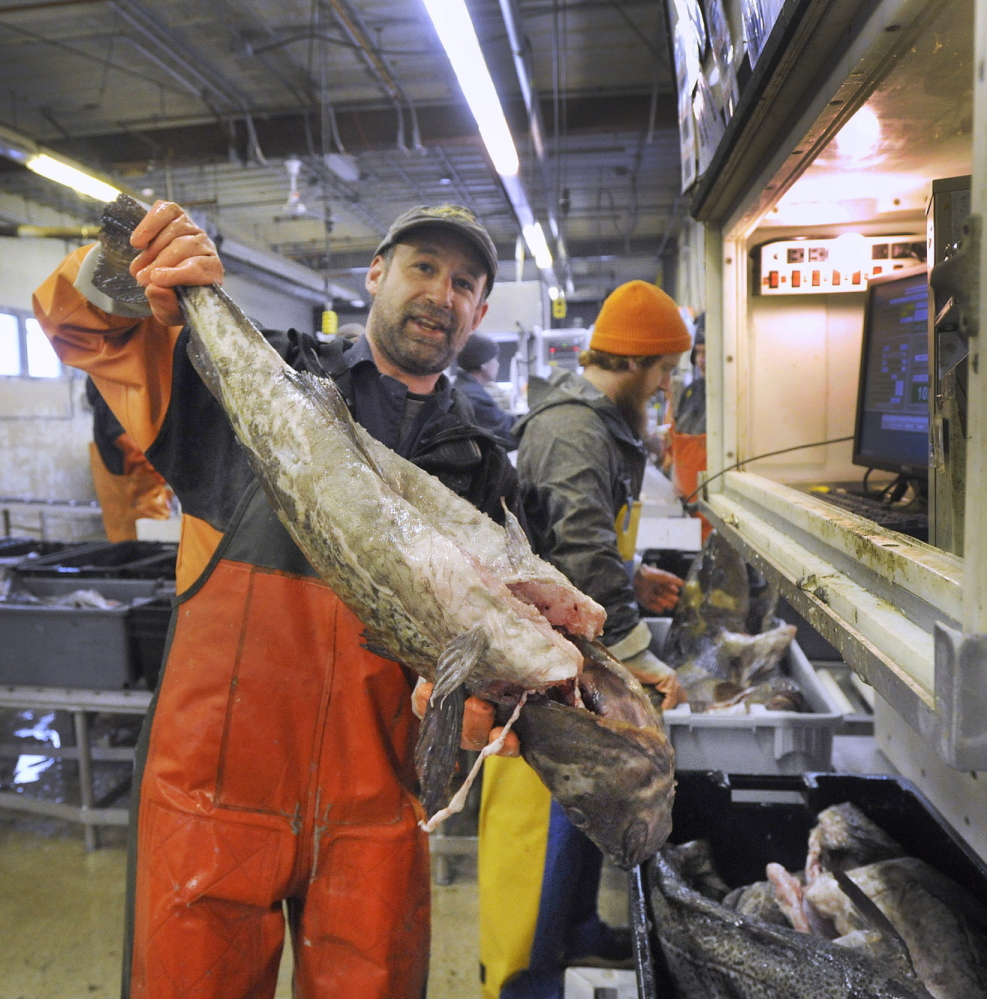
xmin=34 ymin=199 xmax=525 ymax=999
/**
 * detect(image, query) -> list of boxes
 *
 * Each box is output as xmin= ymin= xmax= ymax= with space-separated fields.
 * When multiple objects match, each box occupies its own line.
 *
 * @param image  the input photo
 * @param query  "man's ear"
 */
xmin=470 ymin=298 xmax=489 ymax=332
xmin=365 ymin=254 xmax=386 ymax=296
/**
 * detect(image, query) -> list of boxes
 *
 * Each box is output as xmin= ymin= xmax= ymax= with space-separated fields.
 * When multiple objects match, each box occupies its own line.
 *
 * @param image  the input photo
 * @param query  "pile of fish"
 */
xmin=647 ymin=803 xmax=987 ymax=998
xmin=92 ymin=195 xmax=676 ymax=869
xmin=661 ymin=532 xmax=801 ymax=712
xmin=0 ymin=569 xmax=121 ymax=609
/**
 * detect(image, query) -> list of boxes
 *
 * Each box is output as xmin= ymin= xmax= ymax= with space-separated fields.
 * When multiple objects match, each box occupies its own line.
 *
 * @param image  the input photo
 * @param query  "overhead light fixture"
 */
xmin=421 ymin=0 xmax=520 ymax=177
xmin=26 ymin=153 xmax=120 ymax=202
xmin=836 ymin=105 xmax=881 ymax=162
xmin=522 ymin=222 xmax=553 ymax=270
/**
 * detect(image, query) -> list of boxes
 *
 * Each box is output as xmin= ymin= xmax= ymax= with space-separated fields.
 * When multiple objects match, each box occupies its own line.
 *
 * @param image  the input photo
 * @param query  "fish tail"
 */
xmin=415 ymin=626 xmax=489 ymax=817
xmin=415 ymin=683 xmax=466 ymax=818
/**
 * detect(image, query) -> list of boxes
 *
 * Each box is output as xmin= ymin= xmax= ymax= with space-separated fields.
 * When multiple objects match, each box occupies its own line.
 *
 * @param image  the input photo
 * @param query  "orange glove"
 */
xmin=633 ymin=564 xmax=684 ymax=614
xmin=129 ymin=200 xmax=224 ymax=326
xmin=412 ymin=681 xmax=520 ymax=757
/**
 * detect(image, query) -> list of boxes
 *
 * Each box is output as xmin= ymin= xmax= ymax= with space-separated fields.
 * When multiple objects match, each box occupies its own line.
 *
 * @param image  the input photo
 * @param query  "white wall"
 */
xmin=0 ymin=237 xmax=98 ymax=508
xmin=743 ymin=291 xmax=870 ymax=484
xmin=222 ymin=272 xmax=315 ymax=332
xmin=0 ymin=237 xmax=319 ymax=530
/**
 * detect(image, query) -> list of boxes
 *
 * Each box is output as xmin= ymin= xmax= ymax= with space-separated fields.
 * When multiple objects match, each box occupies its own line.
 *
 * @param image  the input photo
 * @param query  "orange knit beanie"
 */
xmin=589 ymin=280 xmax=692 ymax=356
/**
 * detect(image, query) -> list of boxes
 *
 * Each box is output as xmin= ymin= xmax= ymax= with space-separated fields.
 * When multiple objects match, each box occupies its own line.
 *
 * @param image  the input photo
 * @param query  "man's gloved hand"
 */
xmin=621 ymin=648 xmax=688 ymax=708
xmin=412 ymin=679 xmax=521 ymax=757
xmin=633 ymin=563 xmax=684 ymax=614
xmin=129 ymin=201 xmax=225 ymax=326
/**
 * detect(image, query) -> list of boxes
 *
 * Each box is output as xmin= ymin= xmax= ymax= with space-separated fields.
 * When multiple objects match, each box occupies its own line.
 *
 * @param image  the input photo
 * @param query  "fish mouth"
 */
xmin=512 ymin=647 xmax=676 ymax=869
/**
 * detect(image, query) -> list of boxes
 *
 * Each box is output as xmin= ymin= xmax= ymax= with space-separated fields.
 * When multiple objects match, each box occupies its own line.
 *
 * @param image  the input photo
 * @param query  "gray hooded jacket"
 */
xmin=515 ymin=368 xmax=648 ymax=648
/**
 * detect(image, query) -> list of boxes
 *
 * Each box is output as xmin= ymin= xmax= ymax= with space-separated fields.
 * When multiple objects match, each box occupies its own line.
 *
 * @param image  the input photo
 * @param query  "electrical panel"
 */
xmin=756 ymin=235 xmax=925 ymax=295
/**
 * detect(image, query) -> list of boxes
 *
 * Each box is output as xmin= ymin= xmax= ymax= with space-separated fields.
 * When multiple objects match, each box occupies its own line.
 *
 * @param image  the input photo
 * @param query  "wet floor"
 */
xmin=0 ymin=812 xmax=627 ymax=999
xmin=0 ymin=713 xmax=627 ymax=999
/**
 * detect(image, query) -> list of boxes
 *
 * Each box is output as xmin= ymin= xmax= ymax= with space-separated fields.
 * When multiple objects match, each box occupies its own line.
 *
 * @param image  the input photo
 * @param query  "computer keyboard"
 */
xmin=813 ymin=490 xmax=929 ymax=541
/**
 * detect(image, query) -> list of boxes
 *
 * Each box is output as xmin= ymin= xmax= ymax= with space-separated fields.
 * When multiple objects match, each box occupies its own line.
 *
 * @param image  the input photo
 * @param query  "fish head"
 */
xmin=515 ymin=642 xmax=675 ymax=869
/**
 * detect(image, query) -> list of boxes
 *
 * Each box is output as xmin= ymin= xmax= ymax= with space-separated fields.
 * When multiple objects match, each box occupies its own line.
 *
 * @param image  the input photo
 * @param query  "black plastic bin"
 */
xmin=629 ymin=770 xmax=987 ymax=999
xmin=127 ymin=595 xmax=174 ymax=689
xmin=15 ymin=540 xmax=177 ymax=580
xmin=0 ymin=576 xmax=164 ymax=688
xmin=0 ymin=538 xmax=71 ymax=565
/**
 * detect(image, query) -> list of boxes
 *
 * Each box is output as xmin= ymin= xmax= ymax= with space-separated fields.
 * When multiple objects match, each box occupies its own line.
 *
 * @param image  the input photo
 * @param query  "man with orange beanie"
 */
xmin=478 ymin=280 xmax=689 ymax=999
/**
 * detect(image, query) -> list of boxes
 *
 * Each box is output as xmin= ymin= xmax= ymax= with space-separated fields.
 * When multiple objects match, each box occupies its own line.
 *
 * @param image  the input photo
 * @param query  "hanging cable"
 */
xmin=683 ymin=436 xmax=855 ymax=505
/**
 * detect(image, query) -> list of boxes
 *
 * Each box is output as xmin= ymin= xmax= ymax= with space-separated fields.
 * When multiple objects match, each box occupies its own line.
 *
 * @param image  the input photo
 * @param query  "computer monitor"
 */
xmin=852 ymin=264 xmax=930 ymax=475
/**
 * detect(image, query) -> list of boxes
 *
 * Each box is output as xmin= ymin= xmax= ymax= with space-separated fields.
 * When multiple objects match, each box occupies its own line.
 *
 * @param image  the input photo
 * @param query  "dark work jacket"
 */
xmin=453 ymin=367 xmax=518 ymax=450
xmin=674 ymin=375 xmax=706 ymax=435
xmin=514 ymin=368 xmax=647 ymax=647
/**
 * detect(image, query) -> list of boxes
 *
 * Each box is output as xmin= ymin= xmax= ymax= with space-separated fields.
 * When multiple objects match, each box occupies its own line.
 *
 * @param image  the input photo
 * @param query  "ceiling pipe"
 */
xmin=323 ymin=0 xmax=426 ymax=154
xmin=496 ymin=0 xmax=572 ymax=291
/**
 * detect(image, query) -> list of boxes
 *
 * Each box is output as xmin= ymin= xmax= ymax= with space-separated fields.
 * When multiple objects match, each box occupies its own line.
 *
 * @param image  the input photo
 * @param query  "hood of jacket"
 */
xmin=517 ymin=368 xmax=643 ymax=452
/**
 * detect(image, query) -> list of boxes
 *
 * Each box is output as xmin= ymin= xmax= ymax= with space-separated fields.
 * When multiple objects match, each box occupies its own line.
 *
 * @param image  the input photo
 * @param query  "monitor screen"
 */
xmin=853 ymin=265 xmax=929 ymax=474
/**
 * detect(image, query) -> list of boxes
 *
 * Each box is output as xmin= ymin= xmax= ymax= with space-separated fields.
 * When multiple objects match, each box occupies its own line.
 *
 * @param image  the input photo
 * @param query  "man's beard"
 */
xmin=612 ymin=382 xmax=651 ymax=439
xmin=370 ymin=302 xmax=458 ymax=376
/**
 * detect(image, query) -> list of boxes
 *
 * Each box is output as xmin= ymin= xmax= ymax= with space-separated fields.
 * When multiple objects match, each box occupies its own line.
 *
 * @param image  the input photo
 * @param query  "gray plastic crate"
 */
xmin=645 ymin=618 xmax=844 ymax=774
xmin=0 ymin=577 xmax=163 ymax=689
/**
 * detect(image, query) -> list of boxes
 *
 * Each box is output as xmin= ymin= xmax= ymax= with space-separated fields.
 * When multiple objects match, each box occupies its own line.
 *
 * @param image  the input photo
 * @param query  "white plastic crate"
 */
xmin=563 ymin=966 xmax=638 ymax=999
xmin=644 ymin=618 xmax=845 ymax=774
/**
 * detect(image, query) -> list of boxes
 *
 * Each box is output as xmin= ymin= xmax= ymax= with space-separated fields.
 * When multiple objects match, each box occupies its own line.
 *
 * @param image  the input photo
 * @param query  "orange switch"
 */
xmin=832 ymin=270 xmax=841 ymax=286
xmin=792 ymin=271 xmax=801 ymax=288
xmin=768 ymin=271 xmax=779 ymax=288
xmin=812 ymin=270 xmax=820 ymax=287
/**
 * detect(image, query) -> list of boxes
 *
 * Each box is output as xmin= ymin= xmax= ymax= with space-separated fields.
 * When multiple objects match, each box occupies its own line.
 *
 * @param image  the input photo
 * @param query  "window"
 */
xmin=0 ymin=314 xmax=18 ymax=375
xmin=0 ymin=310 xmax=61 ymax=378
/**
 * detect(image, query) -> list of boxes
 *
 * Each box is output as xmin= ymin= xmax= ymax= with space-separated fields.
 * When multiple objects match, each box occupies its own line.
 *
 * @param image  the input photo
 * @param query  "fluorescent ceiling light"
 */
xmin=422 ymin=0 xmax=520 ymax=176
xmin=27 ymin=154 xmax=120 ymax=202
xmin=522 ymin=222 xmax=553 ymax=269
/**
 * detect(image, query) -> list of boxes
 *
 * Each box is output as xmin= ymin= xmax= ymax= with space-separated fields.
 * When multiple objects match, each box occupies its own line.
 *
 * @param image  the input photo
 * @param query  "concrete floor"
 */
xmin=0 ymin=733 xmax=889 ymax=999
xmin=0 ymin=814 xmax=629 ymax=999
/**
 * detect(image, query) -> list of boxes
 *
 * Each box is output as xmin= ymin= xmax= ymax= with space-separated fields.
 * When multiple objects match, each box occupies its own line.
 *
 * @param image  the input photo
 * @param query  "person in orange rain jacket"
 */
xmin=668 ymin=318 xmax=711 ymax=541
xmin=34 ymin=200 xmax=524 ymax=999
xmin=86 ymin=376 xmax=173 ymax=541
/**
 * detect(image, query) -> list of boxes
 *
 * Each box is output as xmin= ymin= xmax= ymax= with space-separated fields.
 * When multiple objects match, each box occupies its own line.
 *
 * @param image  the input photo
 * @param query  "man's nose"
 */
xmin=425 ymin=272 xmax=455 ymax=309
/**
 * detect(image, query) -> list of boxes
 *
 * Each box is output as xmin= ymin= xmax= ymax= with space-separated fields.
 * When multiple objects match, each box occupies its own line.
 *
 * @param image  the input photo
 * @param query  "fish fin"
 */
xmin=415 ymin=683 xmax=466 ymax=818
xmin=833 ymin=871 xmax=918 ymax=978
xmin=414 ymin=627 xmax=488 ymax=818
xmin=287 ymin=369 xmax=388 ymax=479
xmin=92 ymin=194 xmax=147 ymax=306
xmin=359 ymin=629 xmax=403 ymax=663
xmin=432 ymin=625 xmax=488 ymax=700
xmin=501 ymin=500 xmax=531 ymax=570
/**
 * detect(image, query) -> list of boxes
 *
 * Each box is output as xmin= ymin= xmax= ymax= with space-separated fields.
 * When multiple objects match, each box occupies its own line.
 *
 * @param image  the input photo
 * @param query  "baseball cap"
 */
xmin=589 ymin=280 xmax=692 ymax=356
xmin=374 ymin=204 xmax=498 ymax=293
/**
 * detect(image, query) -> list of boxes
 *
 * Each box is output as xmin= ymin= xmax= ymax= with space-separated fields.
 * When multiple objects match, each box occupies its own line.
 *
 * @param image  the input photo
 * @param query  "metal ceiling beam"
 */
xmin=43 ymin=93 xmax=673 ymax=170
xmin=497 ymin=0 xmax=572 ymax=291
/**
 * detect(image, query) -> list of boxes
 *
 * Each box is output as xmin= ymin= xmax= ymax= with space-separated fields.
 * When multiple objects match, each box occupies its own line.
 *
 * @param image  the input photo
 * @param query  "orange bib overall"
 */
xmin=127 ymin=485 xmax=430 ymax=999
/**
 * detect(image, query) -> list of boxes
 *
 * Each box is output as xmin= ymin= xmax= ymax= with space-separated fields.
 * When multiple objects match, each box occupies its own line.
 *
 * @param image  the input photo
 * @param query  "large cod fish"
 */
xmin=648 ymin=843 xmax=936 ymax=998
xmin=94 ymin=195 xmax=675 ymax=869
